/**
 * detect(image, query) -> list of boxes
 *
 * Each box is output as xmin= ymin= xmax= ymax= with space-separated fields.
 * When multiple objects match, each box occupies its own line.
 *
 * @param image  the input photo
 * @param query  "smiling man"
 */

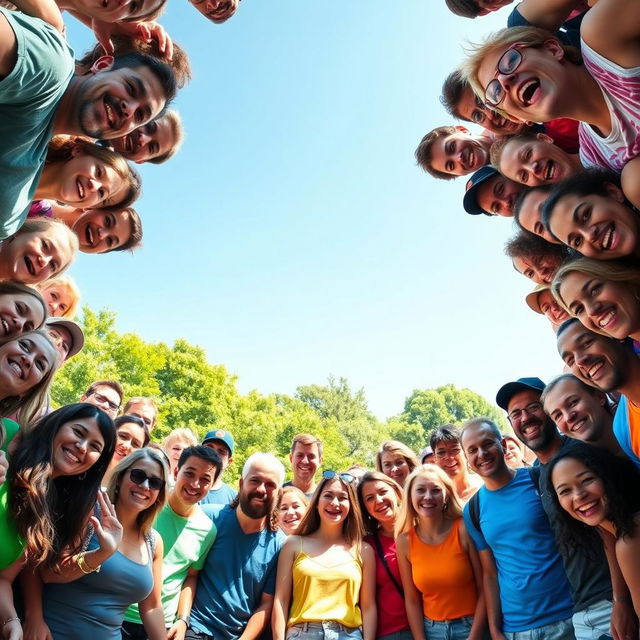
xmin=0 ymin=6 xmax=177 ymax=240
xmin=200 ymin=429 xmax=237 ymax=506
xmin=123 ymin=446 xmax=220 ymax=640
xmin=416 ymin=125 xmax=492 ymax=180
xmin=463 ymin=166 xmax=524 ymax=217
xmin=460 ymin=417 xmax=575 ymax=640
xmin=188 ymin=452 xmax=286 ymax=640
xmin=284 ymin=433 xmax=323 ymax=498
xmin=556 ymin=318 xmax=640 ymax=469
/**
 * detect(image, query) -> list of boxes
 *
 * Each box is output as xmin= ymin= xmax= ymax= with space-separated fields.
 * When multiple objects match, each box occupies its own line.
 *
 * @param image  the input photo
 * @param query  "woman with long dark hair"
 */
xmin=0 ymin=403 xmax=116 ymax=639
xmin=549 ymin=445 xmax=640 ymax=616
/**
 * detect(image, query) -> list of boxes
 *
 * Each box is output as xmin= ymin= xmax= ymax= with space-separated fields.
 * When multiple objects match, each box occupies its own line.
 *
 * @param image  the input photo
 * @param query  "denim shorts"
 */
xmin=572 ymin=600 xmax=613 ymax=640
xmin=504 ymin=617 xmax=576 ymax=640
xmin=287 ymin=621 xmax=363 ymax=640
xmin=423 ymin=616 xmax=473 ymax=640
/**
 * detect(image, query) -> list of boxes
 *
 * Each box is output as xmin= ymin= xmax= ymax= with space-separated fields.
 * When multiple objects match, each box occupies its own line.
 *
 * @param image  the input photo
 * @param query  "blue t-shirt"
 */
xmin=189 ymin=504 xmax=285 ymax=640
xmin=199 ymin=482 xmax=237 ymax=506
xmin=0 ymin=8 xmax=74 ymax=239
xmin=612 ymin=395 xmax=640 ymax=469
xmin=463 ymin=468 xmax=573 ymax=632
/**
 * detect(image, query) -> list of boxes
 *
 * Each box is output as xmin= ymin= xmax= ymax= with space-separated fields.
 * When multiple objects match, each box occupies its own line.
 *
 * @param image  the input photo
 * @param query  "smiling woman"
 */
xmin=0 ymin=281 xmax=47 ymax=339
xmin=35 ymin=136 xmax=141 ymax=212
xmin=551 ymin=257 xmax=640 ymax=341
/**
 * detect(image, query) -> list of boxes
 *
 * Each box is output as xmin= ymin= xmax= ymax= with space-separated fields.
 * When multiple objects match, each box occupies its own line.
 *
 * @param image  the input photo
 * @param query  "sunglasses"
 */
xmin=322 ymin=470 xmax=354 ymax=483
xmin=129 ymin=468 xmax=164 ymax=491
xmin=485 ymin=45 xmax=524 ymax=107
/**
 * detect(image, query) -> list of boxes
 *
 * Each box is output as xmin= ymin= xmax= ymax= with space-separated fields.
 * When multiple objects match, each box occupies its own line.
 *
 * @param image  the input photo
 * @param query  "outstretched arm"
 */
xmin=514 ymin=0 xmax=585 ymax=33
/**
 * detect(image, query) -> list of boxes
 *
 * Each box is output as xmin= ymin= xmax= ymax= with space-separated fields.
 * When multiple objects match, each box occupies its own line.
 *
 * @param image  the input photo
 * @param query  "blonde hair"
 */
xmin=162 ymin=427 xmax=197 ymax=449
xmin=395 ymin=464 xmax=463 ymax=537
xmin=107 ymin=447 xmax=169 ymax=535
xmin=462 ymin=27 xmax=582 ymax=119
xmin=375 ymin=440 xmax=419 ymax=474
xmin=551 ymin=258 xmax=640 ymax=316
xmin=35 ymin=276 xmax=81 ymax=319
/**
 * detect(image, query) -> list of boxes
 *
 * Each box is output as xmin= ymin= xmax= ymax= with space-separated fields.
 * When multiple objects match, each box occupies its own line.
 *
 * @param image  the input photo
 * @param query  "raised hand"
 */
xmin=93 ymin=18 xmax=174 ymax=60
xmin=90 ymin=490 xmax=123 ymax=555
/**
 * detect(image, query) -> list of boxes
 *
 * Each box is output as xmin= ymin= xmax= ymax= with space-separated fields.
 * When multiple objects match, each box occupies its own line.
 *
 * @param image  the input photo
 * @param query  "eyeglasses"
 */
xmin=485 ymin=45 xmax=524 ymax=107
xmin=91 ymin=392 xmax=120 ymax=412
xmin=129 ymin=468 xmax=164 ymax=491
xmin=508 ymin=401 xmax=543 ymax=423
xmin=322 ymin=470 xmax=354 ymax=483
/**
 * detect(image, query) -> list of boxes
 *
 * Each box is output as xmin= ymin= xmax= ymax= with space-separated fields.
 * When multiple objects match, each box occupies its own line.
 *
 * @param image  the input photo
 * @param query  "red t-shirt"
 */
xmin=365 ymin=533 xmax=409 ymax=637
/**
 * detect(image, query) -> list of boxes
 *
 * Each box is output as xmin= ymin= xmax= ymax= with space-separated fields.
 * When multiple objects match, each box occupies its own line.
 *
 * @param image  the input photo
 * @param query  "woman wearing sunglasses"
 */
xmin=272 ymin=470 xmax=377 ymax=640
xmin=39 ymin=448 xmax=169 ymax=640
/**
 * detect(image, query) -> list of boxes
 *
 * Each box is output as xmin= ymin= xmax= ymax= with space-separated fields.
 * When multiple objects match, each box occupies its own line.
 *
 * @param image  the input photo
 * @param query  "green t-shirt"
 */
xmin=0 ymin=7 xmax=74 ymax=239
xmin=1 ymin=418 xmax=19 ymax=454
xmin=0 ymin=481 xmax=24 ymax=570
xmin=125 ymin=503 xmax=217 ymax=626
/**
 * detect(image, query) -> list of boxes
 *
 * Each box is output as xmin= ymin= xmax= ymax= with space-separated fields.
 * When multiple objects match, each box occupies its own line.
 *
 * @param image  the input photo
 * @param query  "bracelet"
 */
xmin=175 ymin=615 xmax=189 ymax=627
xmin=2 ymin=617 xmax=19 ymax=628
xmin=76 ymin=552 xmax=101 ymax=575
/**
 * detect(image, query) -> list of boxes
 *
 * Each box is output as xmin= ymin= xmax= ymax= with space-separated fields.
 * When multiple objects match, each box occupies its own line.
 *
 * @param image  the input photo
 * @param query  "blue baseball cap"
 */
xmin=496 ymin=377 xmax=546 ymax=411
xmin=463 ymin=166 xmax=499 ymax=216
xmin=202 ymin=429 xmax=235 ymax=455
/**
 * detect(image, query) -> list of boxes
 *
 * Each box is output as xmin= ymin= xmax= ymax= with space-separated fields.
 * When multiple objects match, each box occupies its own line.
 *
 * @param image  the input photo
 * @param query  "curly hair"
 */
xmin=547 ymin=444 xmax=640 ymax=552
xmin=8 ymin=403 xmax=116 ymax=568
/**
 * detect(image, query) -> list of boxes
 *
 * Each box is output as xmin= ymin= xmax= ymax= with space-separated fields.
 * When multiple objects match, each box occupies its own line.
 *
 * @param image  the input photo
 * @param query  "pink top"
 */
xmin=365 ymin=533 xmax=409 ymax=637
xmin=578 ymin=40 xmax=640 ymax=171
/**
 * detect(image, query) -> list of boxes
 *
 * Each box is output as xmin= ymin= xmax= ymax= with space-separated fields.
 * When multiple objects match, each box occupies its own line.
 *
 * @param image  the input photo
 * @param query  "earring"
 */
xmin=443 ymin=501 xmax=448 ymax=511
xmin=77 ymin=471 xmax=86 ymax=480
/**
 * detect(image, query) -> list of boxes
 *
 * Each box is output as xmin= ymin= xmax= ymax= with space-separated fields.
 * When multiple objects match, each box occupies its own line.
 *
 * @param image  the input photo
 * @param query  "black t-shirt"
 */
xmin=507 ymin=5 xmax=586 ymax=48
xmin=538 ymin=437 xmax=612 ymax=611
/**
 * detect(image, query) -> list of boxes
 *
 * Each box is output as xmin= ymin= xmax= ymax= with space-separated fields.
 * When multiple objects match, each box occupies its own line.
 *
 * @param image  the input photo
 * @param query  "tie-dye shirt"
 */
xmin=578 ymin=40 xmax=640 ymax=172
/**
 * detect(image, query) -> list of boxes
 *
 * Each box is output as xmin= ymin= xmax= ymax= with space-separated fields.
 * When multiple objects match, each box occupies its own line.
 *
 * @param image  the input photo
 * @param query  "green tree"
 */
xmin=401 ymin=384 xmax=506 ymax=444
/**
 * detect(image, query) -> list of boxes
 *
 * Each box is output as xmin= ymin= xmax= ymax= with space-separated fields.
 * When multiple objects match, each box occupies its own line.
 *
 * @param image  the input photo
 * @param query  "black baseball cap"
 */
xmin=496 ymin=377 xmax=546 ymax=411
xmin=463 ymin=165 xmax=499 ymax=216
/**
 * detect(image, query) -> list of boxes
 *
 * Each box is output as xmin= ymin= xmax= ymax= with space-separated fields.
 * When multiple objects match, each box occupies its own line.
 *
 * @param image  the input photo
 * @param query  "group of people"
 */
xmin=416 ymin=0 xmax=640 ymax=348
xmin=1 ymin=0 xmax=640 ymax=638
xmin=1 ymin=370 xmax=640 ymax=640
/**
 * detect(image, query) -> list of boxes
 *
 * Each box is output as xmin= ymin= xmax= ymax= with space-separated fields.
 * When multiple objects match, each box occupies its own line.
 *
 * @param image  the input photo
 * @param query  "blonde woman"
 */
xmin=36 ymin=275 xmax=81 ymax=318
xmin=272 ymin=470 xmax=376 ymax=640
xmin=375 ymin=441 xmax=418 ymax=487
xmin=396 ymin=465 xmax=486 ymax=640
xmin=41 ymin=448 xmax=169 ymax=640
xmin=551 ymin=257 xmax=640 ymax=342
xmin=277 ymin=486 xmax=310 ymax=536
xmin=162 ymin=427 xmax=198 ymax=475
xmin=357 ymin=471 xmax=410 ymax=640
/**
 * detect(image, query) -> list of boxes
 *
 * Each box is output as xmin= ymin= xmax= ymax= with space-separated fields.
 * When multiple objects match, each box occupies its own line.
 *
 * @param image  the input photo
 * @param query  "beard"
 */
xmin=239 ymin=490 xmax=273 ymax=520
xmin=520 ymin=416 xmax=556 ymax=451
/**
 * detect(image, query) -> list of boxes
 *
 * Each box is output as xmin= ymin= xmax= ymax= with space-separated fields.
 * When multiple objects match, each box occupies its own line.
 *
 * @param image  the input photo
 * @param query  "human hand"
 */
xmin=167 ymin=620 xmax=187 ymax=640
xmin=2 ymin=619 xmax=22 ymax=640
xmin=91 ymin=490 xmax=123 ymax=555
xmin=611 ymin=599 xmax=638 ymax=640
xmin=0 ymin=451 xmax=8 ymax=485
xmin=22 ymin=616 xmax=52 ymax=640
xmin=93 ymin=18 xmax=173 ymax=60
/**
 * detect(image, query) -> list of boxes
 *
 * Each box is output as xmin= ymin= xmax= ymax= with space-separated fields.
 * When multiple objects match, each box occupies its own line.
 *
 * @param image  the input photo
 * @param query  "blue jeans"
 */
xmin=572 ymin=600 xmax=613 ymax=640
xmin=504 ymin=617 xmax=576 ymax=640
xmin=377 ymin=631 xmax=413 ymax=640
xmin=287 ymin=622 xmax=363 ymax=640
xmin=423 ymin=616 xmax=473 ymax=640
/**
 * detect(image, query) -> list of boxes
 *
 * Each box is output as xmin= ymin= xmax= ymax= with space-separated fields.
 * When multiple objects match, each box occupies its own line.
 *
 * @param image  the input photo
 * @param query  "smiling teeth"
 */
xmin=1 ymin=318 xmax=8 ymax=335
xmin=602 ymin=226 xmax=614 ymax=250
xmin=577 ymin=501 xmax=597 ymax=514
xmin=598 ymin=311 xmax=615 ymax=328
xmin=8 ymin=360 xmax=21 ymax=378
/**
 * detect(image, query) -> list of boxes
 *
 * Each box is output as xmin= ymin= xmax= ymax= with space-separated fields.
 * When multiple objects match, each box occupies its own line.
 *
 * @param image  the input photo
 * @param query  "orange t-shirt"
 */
xmin=627 ymin=399 xmax=640 ymax=460
xmin=409 ymin=519 xmax=477 ymax=621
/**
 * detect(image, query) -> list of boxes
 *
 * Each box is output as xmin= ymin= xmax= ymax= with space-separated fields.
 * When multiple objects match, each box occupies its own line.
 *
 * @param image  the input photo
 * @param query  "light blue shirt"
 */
xmin=0 ymin=8 xmax=74 ymax=238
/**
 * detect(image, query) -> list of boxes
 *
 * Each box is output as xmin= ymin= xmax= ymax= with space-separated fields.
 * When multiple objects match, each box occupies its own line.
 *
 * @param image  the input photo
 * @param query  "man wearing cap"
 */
xmin=200 ymin=429 xmax=237 ymax=506
xmin=44 ymin=317 xmax=84 ymax=364
xmin=81 ymin=380 xmax=123 ymax=420
xmin=463 ymin=166 xmax=524 ymax=217
xmin=497 ymin=376 xmax=630 ymax=640
xmin=525 ymin=284 xmax=570 ymax=333
xmin=557 ymin=318 xmax=640 ymax=468
xmin=496 ymin=377 xmax=563 ymax=464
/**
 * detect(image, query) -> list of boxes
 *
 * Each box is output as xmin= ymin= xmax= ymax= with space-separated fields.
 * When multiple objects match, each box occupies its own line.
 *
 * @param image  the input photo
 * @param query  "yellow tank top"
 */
xmin=288 ymin=540 xmax=363 ymax=628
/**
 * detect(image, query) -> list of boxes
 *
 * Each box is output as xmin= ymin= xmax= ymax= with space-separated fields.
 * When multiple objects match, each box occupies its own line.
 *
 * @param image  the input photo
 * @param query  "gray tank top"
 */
xmin=43 ymin=531 xmax=154 ymax=640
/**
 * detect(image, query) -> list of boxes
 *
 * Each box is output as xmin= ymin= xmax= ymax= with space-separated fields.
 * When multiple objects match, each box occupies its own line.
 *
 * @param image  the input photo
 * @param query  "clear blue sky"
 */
xmin=65 ymin=1 xmax=565 ymax=420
